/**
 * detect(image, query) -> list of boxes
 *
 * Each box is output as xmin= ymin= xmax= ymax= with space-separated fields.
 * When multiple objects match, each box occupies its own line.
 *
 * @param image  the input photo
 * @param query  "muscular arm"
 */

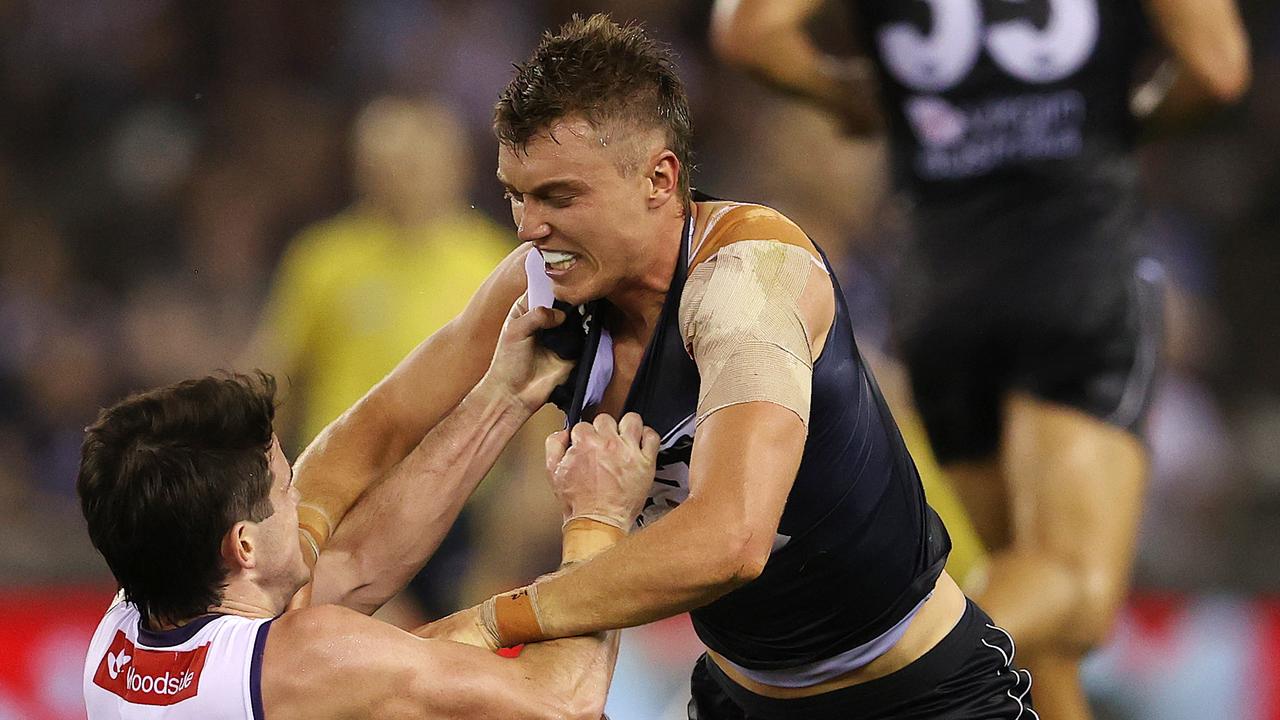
xmin=532 ymin=403 xmax=806 ymax=634
xmin=711 ymin=0 xmax=883 ymax=135
xmin=307 ymin=378 xmax=534 ymax=613
xmin=509 ymin=239 xmax=836 ymax=638
xmin=270 ymin=393 xmax=645 ymax=720
xmin=267 ymin=588 xmax=616 ymax=720
xmin=1134 ymin=0 xmax=1250 ymax=130
xmin=290 ymin=245 xmax=528 ymax=567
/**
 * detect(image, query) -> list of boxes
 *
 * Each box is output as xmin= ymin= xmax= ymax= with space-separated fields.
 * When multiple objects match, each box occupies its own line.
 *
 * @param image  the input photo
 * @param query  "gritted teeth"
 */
xmin=540 ymin=249 xmax=577 ymax=264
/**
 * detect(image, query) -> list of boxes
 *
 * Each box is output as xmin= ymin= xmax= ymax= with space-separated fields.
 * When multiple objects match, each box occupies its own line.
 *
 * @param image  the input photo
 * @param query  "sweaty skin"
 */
xmin=261 ymin=298 xmax=629 ymax=720
xmin=422 ymin=197 xmax=970 ymax=698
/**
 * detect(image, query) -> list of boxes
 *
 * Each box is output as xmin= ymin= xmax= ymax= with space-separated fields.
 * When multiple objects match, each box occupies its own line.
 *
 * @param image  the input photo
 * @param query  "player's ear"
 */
xmin=221 ymin=521 xmax=257 ymax=571
xmin=647 ymin=150 xmax=680 ymax=209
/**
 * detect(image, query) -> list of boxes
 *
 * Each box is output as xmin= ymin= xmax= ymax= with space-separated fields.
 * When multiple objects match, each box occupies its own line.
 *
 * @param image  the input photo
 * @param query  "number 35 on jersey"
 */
xmin=878 ymin=0 xmax=1100 ymax=91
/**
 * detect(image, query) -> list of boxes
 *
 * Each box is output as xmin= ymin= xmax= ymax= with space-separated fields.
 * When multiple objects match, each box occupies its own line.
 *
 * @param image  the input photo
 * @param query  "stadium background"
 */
xmin=1 ymin=1 xmax=1278 ymax=717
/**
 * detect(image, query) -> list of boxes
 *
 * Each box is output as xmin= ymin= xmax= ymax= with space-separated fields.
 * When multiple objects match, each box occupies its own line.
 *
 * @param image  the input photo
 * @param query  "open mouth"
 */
xmin=540 ymin=249 xmax=578 ymax=273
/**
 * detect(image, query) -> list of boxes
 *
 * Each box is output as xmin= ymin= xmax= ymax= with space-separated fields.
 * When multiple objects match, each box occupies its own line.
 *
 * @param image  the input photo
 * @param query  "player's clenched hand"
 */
xmin=544 ymin=413 xmax=660 ymax=529
xmin=482 ymin=294 xmax=573 ymax=413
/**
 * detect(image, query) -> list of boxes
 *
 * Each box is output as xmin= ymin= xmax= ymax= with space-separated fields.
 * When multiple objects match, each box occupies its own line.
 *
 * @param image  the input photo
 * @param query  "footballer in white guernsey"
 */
xmin=78 ymin=296 xmax=658 ymax=719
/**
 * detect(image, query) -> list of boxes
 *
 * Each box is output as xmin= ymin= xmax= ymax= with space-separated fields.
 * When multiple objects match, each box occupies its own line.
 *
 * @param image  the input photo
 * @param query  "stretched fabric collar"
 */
xmin=524 ymin=247 xmax=614 ymax=414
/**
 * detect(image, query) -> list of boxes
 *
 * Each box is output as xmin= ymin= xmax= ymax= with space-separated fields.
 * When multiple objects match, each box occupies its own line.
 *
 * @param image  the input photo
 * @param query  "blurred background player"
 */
xmin=712 ymin=1 xmax=1250 ymax=718
xmin=247 ymin=96 xmax=559 ymax=623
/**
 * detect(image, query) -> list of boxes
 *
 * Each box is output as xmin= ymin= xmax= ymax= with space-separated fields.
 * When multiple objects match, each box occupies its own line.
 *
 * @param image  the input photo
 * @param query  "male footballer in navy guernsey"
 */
xmin=713 ymin=0 xmax=1250 ymax=718
xmin=302 ymin=14 xmax=1035 ymax=720
xmin=78 ymin=299 xmax=658 ymax=719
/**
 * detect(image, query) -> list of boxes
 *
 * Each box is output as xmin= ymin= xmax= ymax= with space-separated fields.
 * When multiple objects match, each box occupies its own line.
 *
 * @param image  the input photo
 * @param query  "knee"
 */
xmin=1058 ymin=566 xmax=1128 ymax=654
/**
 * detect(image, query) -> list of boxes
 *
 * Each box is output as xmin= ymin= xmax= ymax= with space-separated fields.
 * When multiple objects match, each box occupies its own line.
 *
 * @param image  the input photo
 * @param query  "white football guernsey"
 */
xmin=83 ymin=594 xmax=273 ymax=719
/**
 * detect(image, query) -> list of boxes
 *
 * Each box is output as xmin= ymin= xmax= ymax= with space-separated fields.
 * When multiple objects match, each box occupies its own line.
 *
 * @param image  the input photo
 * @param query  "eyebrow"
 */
xmin=496 ymin=174 xmax=588 ymax=196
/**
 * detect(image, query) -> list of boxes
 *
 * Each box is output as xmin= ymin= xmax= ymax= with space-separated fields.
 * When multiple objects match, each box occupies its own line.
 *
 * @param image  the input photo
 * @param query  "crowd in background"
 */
xmin=2 ymin=0 xmax=1279 ymax=610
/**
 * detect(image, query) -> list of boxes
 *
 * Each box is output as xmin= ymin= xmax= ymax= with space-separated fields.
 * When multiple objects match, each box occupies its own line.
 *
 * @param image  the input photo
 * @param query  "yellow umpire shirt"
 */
xmin=261 ymin=210 xmax=513 ymax=444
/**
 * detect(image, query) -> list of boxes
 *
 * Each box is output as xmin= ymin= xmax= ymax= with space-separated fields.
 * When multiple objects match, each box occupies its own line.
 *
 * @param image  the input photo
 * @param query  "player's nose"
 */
xmin=516 ymin=204 xmax=551 ymax=243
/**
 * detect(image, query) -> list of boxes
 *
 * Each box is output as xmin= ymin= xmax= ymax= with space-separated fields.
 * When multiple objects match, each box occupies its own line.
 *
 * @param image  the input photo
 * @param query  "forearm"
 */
xmin=512 ymin=407 xmax=805 ymax=642
xmin=292 ymin=314 xmax=505 ymax=562
xmin=511 ymin=633 xmax=619 ymax=720
xmin=310 ymin=379 xmax=533 ymax=612
xmin=292 ymin=393 xmax=412 ymax=561
xmin=534 ymin=500 xmax=754 ymax=637
xmin=411 ymin=521 xmax=625 ymax=720
xmin=742 ymin=36 xmax=876 ymax=125
xmin=484 ymin=521 xmax=624 ymax=720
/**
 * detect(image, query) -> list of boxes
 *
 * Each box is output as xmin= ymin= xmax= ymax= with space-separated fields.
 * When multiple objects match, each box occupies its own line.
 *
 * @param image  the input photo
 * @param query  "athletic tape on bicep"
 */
xmin=681 ymin=241 xmax=815 ymax=427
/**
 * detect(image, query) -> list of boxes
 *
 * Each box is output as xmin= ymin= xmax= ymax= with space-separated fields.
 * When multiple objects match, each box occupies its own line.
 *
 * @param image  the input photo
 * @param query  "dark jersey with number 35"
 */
xmin=851 ymin=0 xmax=1149 ymax=205
xmin=849 ymin=0 xmax=1164 ymax=462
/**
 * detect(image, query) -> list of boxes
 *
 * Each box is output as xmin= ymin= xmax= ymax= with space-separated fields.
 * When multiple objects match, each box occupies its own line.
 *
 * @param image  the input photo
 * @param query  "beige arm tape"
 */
xmin=561 ymin=516 xmax=627 ymax=565
xmin=482 ymin=585 xmax=545 ymax=648
xmin=294 ymin=421 xmax=386 ymax=569
xmin=681 ymin=241 xmax=819 ymax=427
xmin=483 ymin=517 xmax=627 ymax=647
xmin=297 ymin=503 xmax=332 ymax=570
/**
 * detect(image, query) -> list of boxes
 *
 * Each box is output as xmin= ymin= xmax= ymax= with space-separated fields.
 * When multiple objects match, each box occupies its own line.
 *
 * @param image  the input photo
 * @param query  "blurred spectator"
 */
xmin=246 ymin=95 xmax=560 ymax=621
xmin=249 ymin=96 xmax=510 ymax=445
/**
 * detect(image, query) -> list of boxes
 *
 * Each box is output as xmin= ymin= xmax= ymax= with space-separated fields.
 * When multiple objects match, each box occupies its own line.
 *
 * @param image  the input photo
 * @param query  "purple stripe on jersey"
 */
xmin=250 ymin=620 xmax=273 ymax=720
xmin=136 ymin=613 xmax=220 ymax=648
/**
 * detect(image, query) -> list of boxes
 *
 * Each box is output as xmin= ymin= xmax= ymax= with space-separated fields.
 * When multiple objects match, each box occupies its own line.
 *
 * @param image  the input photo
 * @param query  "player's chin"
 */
xmin=290 ymin=556 xmax=312 ymax=591
xmin=551 ymin=272 xmax=604 ymax=307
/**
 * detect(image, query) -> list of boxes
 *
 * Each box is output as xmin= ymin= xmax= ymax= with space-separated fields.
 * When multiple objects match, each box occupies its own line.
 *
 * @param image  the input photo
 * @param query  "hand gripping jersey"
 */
xmin=83 ymin=595 xmax=271 ymax=719
xmin=532 ymin=198 xmax=951 ymax=673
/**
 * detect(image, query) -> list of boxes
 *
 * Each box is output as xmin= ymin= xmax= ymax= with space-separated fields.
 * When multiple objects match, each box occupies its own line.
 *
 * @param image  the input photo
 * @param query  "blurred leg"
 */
xmin=942 ymin=459 xmax=1009 ymax=554
xmin=1020 ymin=651 xmax=1091 ymax=720
xmin=974 ymin=392 xmax=1147 ymax=720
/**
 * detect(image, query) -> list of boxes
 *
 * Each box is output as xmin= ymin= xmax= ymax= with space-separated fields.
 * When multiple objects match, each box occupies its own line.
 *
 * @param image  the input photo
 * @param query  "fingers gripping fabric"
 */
xmin=681 ymin=241 xmax=816 ymax=427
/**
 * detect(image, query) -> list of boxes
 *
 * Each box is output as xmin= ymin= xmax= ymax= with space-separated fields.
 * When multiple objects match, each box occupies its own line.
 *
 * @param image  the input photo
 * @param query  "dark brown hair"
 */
xmin=494 ymin=14 xmax=693 ymax=205
xmin=78 ymin=372 xmax=278 ymax=625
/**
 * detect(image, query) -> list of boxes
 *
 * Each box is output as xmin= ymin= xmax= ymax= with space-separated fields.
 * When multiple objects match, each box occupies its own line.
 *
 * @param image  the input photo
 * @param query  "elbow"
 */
xmin=711 ymin=26 xmax=756 ymax=70
xmin=731 ymin=537 xmax=772 ymax=585
xmin=561 ymin=695 xmax=607 ymax=720
xmin=712 ymin=526 xmax=773 ymax=588
xmin=1207 ymin=59 xmax=1251 ymax=105
xmin=1189 ymin=38 xmax=1253 ymax=105
xmin=709 ymin=6 xmax=767 ymax=70
xmin=309 ymin=547 xmax=391 ymax=614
